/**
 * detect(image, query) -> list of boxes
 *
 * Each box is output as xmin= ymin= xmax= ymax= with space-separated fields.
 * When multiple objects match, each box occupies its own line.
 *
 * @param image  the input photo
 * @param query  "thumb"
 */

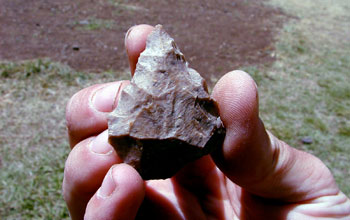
xmin=211 ymin=70 xmax=339 ymax=202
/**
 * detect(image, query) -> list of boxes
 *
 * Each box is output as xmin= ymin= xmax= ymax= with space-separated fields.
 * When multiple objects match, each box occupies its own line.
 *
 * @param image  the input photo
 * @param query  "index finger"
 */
xmin=66 ymin=81 xmax=129 ymax=147
xmin=66 ymin=24 xmax=154 ymax=148
xmin=125 ymin=24 xmax=155 ymax=76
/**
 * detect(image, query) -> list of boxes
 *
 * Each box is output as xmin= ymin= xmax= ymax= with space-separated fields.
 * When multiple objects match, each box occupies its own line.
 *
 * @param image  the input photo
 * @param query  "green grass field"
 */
xmin=258 ymin=0 xmax=350 ymax=194
xmin=1 ymin=0 xmax=349 ymax=218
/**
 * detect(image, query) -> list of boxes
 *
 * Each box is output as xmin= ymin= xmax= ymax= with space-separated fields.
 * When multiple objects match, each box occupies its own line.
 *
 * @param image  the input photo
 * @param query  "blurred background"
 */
xmin=0 ymin=0 xmax=349 ymax=218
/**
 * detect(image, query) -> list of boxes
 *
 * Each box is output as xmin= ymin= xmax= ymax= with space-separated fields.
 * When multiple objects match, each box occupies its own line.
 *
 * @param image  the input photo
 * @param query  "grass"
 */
xmin=76 ymin=17 xmax=115 ymax=31
xmin=244 ymin=0 xmax=350 ymax=195
xmin=0 ymin=60 xmax=126 ymax=219
xmin=108 ymin=0 xmax=147 ymax=12
xmin=0 ymin=0 xmax=349 ymax=218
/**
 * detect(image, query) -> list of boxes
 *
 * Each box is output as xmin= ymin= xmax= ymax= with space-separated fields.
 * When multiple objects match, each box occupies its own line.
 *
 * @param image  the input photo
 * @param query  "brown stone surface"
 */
xmin=108 ymin=25 xmax=225 ymax=180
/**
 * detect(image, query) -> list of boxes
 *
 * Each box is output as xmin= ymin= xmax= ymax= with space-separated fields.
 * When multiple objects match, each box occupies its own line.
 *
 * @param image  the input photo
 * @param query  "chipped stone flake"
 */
xmin=108 ymin=25 xmax=225 ymax=180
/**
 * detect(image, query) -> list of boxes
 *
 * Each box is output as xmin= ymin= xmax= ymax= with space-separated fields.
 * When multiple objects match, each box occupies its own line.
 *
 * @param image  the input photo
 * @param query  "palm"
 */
xmin=136 ymin=156 xmax=345 ymax=220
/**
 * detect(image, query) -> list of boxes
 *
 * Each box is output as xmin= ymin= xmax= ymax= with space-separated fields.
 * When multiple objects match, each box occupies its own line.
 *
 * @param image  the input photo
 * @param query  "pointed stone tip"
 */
xmin=147 ymin=24 xmax=165 ymax=40
xmin=141 ymin=24 xmax=186 ymax=65
xmin=108 ymin=24 xmax=226 ymax=180
xmin=144 ymin=25 xmax=177 ymax=53
xmin=154 ymin=24 xmax=163 ymax=29
xmin=152 ymin=24 xmax=165 ymax=34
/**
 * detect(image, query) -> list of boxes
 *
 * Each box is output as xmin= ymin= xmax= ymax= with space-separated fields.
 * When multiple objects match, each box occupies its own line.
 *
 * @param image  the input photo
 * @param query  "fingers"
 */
xmin=125 ymin=24 xmax=155 ymax=76
xmin=84 ymin=164 xmax=145 ymax=220
xmin=173 ymin=156 xmax=224 ymax=199
xmin=64 ymin=24 xmax=154 ymax=219
xmin=66 ymin=81 xmax=129 ymax=147
xmin=211 ymin=70 xmax=339 ymax=202
xmin=63 ymin=130 xmax=121 ymax=219
xmin=66 ymin=24 xmax=153 ymax=148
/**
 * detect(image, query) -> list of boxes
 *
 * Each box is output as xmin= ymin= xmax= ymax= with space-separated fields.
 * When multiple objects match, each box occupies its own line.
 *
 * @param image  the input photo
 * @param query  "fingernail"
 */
xmin=92 ymin=82 xmax=121 ymax=112
xmin=125 ymin=26 xmax=135 ymax=46
xmin=90 ymin=131 xmax=113 ymax=155
xmin=97 ymin=167 xmax=116 ymax=198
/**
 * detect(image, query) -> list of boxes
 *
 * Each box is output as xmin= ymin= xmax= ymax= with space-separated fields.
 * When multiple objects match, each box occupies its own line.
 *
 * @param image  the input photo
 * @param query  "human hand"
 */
xmin=63 ymin=24 xmax=350 ymax=219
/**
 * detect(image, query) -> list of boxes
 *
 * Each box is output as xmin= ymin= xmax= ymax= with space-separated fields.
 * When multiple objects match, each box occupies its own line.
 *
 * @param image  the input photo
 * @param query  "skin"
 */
xmin=63 ymin=24 xmax=350 ymax=220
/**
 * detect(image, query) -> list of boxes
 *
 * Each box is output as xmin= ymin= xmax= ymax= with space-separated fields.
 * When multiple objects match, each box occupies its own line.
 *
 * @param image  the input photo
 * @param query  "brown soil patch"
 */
xmin=0 ymin=0 xmax=285 ymax=85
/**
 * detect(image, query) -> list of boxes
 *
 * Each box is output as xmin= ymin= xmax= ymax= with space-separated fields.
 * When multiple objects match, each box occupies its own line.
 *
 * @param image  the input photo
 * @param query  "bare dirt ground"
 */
xmin=0 ymin=0 xmax=286 ymax=85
